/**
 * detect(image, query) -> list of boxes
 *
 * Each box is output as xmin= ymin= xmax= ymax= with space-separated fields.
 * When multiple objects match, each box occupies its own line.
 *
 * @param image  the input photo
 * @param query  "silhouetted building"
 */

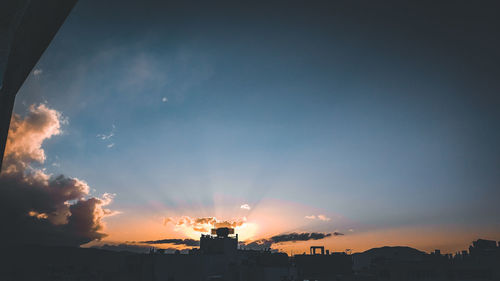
xmin=469 ymin=239 xmax=498 ymax=257
xmin=3 ymin=237 xmax=500 ymax=280
xmin=200 ymin=227 xmax=238 ymax=256
xmin=294 ymin=246 xmax=353 ymax=281
xmin=238 ymin=250 xmax=294 ymax=281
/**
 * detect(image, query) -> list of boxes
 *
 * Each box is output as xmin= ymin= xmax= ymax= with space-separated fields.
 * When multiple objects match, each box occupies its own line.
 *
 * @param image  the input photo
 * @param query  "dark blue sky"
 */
xmin=14 ymin=0 xmax=500 ymax=248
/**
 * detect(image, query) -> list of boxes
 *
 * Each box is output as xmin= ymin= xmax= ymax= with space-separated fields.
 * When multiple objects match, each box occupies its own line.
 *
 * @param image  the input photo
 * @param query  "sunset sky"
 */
xmin=7 ymin=0 xmax=500 ymax=254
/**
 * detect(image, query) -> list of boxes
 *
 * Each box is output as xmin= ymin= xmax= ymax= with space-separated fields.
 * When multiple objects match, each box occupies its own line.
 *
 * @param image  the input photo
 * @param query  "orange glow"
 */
xmin=95 ymin=198 xmax=500 ymax=254
xmin=28 ymin=211 xmax=48 ymax=219
xmin=270 ymin=225 xmax=500 ymax=255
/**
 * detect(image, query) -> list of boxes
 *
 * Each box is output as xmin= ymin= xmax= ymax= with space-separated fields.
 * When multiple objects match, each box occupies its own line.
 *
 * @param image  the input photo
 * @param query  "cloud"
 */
xmin=97 ymin=124 xmax=115 ymax=140
xmin=97 ymin=124 xmax=116 ymax=148
xmin=269 ymin=232 xmax=334 ymax=243
xmin=164 ymin=216 xmax=246 ymax=233
xmin=241 ymin=232 xmax=343 ymax=250
xmin=0 ymin=104 xmax=116 ymax=247
xmin=138 ymin=238 xmax=200 ymax=247
xmin=215 ymin=219 xmax=245 ymax=228
xmin=162 ymin=97 xmax=168 ymax=102
xmin=97 ymin=132 xmax=114 ymax=140
xmin=3 ymin=104 xmax=63 ymax=173
xmin=304 ymin=214 xmax=331 ymax=221
xmin=240 ymin=204 xmax=251 ymax=210
xmin=33 ymin=69 xmax=43 ymax=76
xmin=240 ymin=240 xmax=273 ymax=251
xmin=93 ymin=243 xmax=192 ymax=254
xmin=163 ymin=217 xmax=173 ymax=225
xmin=118 ymin=51 xmax=214 ymax=103
xmin=318 ymin=214 xmax=331 ymax=221
xmin=92 ymin=243 xmax=152 ymax=254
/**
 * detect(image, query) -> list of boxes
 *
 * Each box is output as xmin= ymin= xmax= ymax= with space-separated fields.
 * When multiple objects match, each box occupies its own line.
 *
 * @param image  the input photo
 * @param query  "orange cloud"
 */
xmin=3 ymin=104 xmax=64 ymax=173
xmin=28 ymin=211 xmax=49 ymax=219
xmin=164 ymin=216 xmax=248 ymax=237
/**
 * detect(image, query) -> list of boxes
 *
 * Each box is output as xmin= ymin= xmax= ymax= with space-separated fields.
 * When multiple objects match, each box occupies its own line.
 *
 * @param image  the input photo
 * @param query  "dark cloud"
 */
xmin=0 ymin=104 xmax=115 ymax=247
xmin=241 ymin=232 xmax=343 ymax=250
xmin=240 ymin=240 xmax=273 ymax=251
xmin=92 ymin=243 xmax=193 ymax=254
xmin=92 ymin=243 xmax=152 ymax=254
xmin=139 ymin=238 xmax=200 ymax=247
xmin=270 ymin=232 xmax=334 ymax=243
xmin=0 ymin=174 xmax=111 ymax=246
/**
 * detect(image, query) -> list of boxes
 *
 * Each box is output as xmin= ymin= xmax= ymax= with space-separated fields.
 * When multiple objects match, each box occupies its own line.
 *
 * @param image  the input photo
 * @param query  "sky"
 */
xmin=6 ymin=0 xmax=500 ymax=254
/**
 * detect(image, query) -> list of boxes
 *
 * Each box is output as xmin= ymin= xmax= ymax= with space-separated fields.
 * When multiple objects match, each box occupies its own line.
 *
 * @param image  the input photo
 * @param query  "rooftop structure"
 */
xmin=295 ymin=246 xmax=353 ymax=280
xmin=200 ymin=227 xmax=238 ymax=256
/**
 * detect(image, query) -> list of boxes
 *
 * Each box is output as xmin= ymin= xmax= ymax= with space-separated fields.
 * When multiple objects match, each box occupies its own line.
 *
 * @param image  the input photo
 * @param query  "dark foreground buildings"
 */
xmin=352 ymin=239 xmax=500 ymax=281
xmin=0 ymin=227 xmax=499 ymax=281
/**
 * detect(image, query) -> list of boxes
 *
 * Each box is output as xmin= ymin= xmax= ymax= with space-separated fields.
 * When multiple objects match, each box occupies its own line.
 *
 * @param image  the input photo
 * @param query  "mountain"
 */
xmin=352 ymin=246 xmax=427 ymax=270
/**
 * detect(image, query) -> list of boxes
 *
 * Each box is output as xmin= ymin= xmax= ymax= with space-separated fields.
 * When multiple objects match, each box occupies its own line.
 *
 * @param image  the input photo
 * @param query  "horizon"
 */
xmin=86 ymin=228 xmax=498 ymax=257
